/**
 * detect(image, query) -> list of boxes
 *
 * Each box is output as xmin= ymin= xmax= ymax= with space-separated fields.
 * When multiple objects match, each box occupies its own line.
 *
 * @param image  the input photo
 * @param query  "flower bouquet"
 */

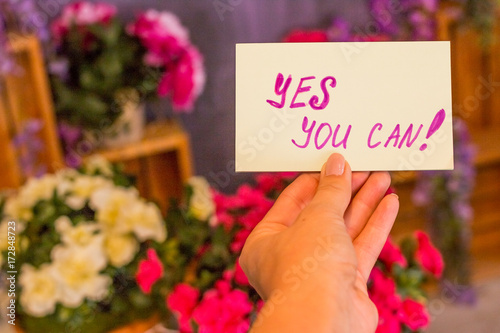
xmin=371 ymin=232 xmax=444 ymax=333
xmin=50 ymin=1 xmax=205 ymax=132
xmin=0 ymin=157 xmax=178 ymax=333
xmin=157 ymin=174 xmax=444 ymax=332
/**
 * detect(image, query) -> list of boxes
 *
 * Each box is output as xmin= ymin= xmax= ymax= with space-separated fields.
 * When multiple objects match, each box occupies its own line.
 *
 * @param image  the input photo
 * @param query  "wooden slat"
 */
xmin=90 ymin=119 xmax=194 ymax=214
xmin=0 ymin=34 xmax=64 ymax=189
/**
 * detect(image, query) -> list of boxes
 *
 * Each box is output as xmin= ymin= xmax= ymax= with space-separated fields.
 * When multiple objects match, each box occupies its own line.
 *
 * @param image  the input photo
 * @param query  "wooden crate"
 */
xmin=0 ymin=34 xmax=64 ymax=189
xmin=390 ymin=5 xmax=500 ymax=281
xmin=436 ymin=4 xmax=500 ymax=128
xmin=89 ymin=119 xmax=193 ymax=215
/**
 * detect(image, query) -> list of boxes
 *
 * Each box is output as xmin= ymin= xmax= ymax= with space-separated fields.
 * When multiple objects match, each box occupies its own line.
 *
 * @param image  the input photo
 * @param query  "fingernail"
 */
xmin=326 ymin=153 xmax=345 ymax=176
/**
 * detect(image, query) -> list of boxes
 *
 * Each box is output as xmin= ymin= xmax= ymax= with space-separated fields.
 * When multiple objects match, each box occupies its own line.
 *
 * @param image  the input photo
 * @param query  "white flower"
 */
xmin=187 ymin=176 xmax=215 ymax=221
xmin=19 ymin=174 xmax=58 ymax=208
xmin=4 ymin=196 xmax=33 ymax=221
xmin=55 ymin=216 xmax=103 ymax=248
xmin=51 ymin=244 xmax=111 ymax=308
xmin=0 ymin=219 xmax=25 ymax=252
xmin=120 ymin=201 xmax=166 ymax=243
xmin=90 ymin=186 xmax=139 ymax=232
xmin=104 ymin=234 xmax=138 ymax=267
xmin=83 ymin=155 xmax=114 ymax=177
xmin=19 ymin=264 xmax=61 ymax=317
xmin=64 ymin=175 xmax=114 ymax=210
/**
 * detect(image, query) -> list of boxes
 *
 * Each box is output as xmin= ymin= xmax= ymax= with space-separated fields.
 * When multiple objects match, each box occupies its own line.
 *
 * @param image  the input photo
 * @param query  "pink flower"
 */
xmin=256 ymin=172 xmax=298 ymax=193
xmin=128 ymin=10 xmax=189 ymax=45
xmin=157 ymin=46 xmax=205 ymax=111
xmin=399 ymin=298 xmax=430 ymax=330
xmin=135 ymin=249 xmax=164 ymax=294
xmin=192 ymin=280 xmax=253 ymax=333
xmin=369 ymin=267 xmax=401 ymax=311
xmin=51 ymin=1 xmax=117 ymax=43
xmin=379 ymin=238 xmax=408 ymax=270
xmin=414 ymin=230 xmax=444 ymax=278
xmin=167 ymin=283 xmax=200 ymax=333
xmin=234 ymin=259 xmax=249 ymax=286
xmin=230 ymin=229 xmax=251 ymax=253
xmin=376 ymin=308 xmax=401 ymax=333
xmin=283 ymin=29 xmax=329 ymax=42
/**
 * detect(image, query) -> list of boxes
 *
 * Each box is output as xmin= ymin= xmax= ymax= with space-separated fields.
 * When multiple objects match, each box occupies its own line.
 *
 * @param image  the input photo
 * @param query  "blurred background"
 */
xmin=0 ymin=0 xmax=499 ymax=332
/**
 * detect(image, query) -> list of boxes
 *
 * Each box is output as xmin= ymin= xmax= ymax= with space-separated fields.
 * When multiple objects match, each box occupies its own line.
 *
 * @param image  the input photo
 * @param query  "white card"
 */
xmin=235 ymin=41 xmax=454 ymax=172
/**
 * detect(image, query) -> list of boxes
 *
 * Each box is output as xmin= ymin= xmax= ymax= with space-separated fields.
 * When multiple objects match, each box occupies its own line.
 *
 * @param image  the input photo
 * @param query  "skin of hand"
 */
xmin=239 ymin=153 xmax=400 ymax=333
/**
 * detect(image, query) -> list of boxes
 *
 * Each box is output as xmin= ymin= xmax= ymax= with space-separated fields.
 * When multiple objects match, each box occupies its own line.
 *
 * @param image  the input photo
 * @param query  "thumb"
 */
xmin=308 ymin=153 xmax=352 ymax=221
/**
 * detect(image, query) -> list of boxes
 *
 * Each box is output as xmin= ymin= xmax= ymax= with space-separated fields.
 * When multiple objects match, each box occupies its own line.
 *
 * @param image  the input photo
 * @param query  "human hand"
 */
xmin=240 ymin=153 xmax=399 ymax=333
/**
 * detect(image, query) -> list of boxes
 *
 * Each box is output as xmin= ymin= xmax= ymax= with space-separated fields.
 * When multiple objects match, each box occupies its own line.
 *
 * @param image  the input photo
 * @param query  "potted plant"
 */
xmin=0 ymin=156 xmax=181 ymax=332
xmin=50 ymin=1 xmax=205 ymax=147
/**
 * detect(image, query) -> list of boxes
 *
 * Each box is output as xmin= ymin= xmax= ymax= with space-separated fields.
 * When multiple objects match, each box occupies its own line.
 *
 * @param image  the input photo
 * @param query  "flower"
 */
xmin=283 ymin=29 xmax=329 ymax=42
xmin=104 ymin=234 xmax=139 ymax=267
xmin=51 ymin=1 xmax=117 ymax=42
xmin=55 ymin=216 xmax=102 ymax=248
xmin=414 ymin=230 xmax=444 ymax=278
xmin=379 ymin=237 xmax=408 ymax=270
xmin=167 ymin=283 xmax=200 ymax=333
xmin=121 ymin=200 xmax=167 ymax=242
xmin=4 ymin=174 xmax=58 ymax=219
xmin=51 ymin=243 xmax=111 ymax=307
xmin=50 ymin=2 xmax=205 ymax=133
xmin=156 ymin=44 xmax=205 ymax=111
xmin=90 ymin=186 xmax=139 ymax=230
xmin=82 ymin=155 xmax=115 ymax=177
xmin=369 ymin=267 xmax=402 ymax=311
xmin=398 ymin=298 xmax=430 ymax=330
xmin=234 ymin=259 xmax=249 ymax=286
xmin=186 ymin=176 xmax=216 ymax=221
xmin=127 ymin=9 xmax=205 ymax=112
xmin=0 ymin=158 xmax=173 ymax=331
xmin=191 ymin=280 xmax=253 ymax=333
xmin=60 ymin=174 xmax=114 ymax=210
xmin=136 ymin=248 xmax=164 ymax=294
xmin=376 ymin=308 xmax=402 ymax=333
xmin=19 ymin=264 xmax=61 ymax=317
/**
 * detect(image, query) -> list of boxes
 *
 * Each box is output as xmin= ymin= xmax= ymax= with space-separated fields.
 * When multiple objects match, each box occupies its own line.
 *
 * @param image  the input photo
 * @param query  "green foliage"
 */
xmin=51 ymin=19 xmax=161 ymax=130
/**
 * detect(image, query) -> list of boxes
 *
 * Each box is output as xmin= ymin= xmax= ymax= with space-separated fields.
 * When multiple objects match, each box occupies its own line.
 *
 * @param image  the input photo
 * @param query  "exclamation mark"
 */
xmin=419 ymin=109 xmax=446 ymax=151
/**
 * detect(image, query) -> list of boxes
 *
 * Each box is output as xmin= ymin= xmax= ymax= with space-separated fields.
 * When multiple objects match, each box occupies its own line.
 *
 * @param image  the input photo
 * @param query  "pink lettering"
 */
xmin=291 ymin=76 xmax=315 ymax=108
xmin=266 ymin=73 xmax=292 ymax=109
xmin=309 ymin=76 xmax=337 ymax=110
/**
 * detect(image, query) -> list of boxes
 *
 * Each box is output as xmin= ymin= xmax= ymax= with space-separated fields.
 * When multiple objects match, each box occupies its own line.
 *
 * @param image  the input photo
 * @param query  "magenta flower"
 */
xmin=128 ymin=10 xmax=205 ymax=112
xmin=230 ymin=229 xmax=251 ymax=253
xmin=283 ymin=29 xmax=329 ymax=42
xmin=167 ymin=283 xmax=200 ymax=333
xmin=378 ymin=237 xmax=408 ymax=270
xmin=414 ymin=230 xmax=444 ymax=278
xmin=51 ymin=1 xmax=117 ymax=42
xmin=192 ymin=280 xmax=252 ymax=333
xmin=376 ymin=308 xmax=402 ymax=333
xmin=135 ymin=249 xmax=164 ymax=294
xmin=234 ymin=259 xmax=249 ymax=286
xmin=398 ymin=298 xmax=430 ymax=330
xmin=157 ymin=46 xmax=205 ymax=111
xmin=369 ymin=267 xmax=402 ymax=311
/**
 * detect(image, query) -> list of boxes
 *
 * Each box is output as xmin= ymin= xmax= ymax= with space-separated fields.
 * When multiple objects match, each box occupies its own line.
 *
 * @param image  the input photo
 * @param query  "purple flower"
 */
xmin=12 ymin=119 xmax=46 ymax=177
xmin=327 ymin=18 xmax=351 ymax=42
xmin=58 ymin=122 xmax=83 ymax=147
xmin=370 ymin=0 xmax=403 ymax=36
xmin=412 ymin=118 xmax=476 ymax=284
xmin=49 ymin=58 xmax=70 ymax=82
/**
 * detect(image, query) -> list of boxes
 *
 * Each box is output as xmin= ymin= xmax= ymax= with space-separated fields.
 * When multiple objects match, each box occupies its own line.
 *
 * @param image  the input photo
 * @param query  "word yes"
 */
xmin=266 ymin=73 xmax=337 ymax=110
